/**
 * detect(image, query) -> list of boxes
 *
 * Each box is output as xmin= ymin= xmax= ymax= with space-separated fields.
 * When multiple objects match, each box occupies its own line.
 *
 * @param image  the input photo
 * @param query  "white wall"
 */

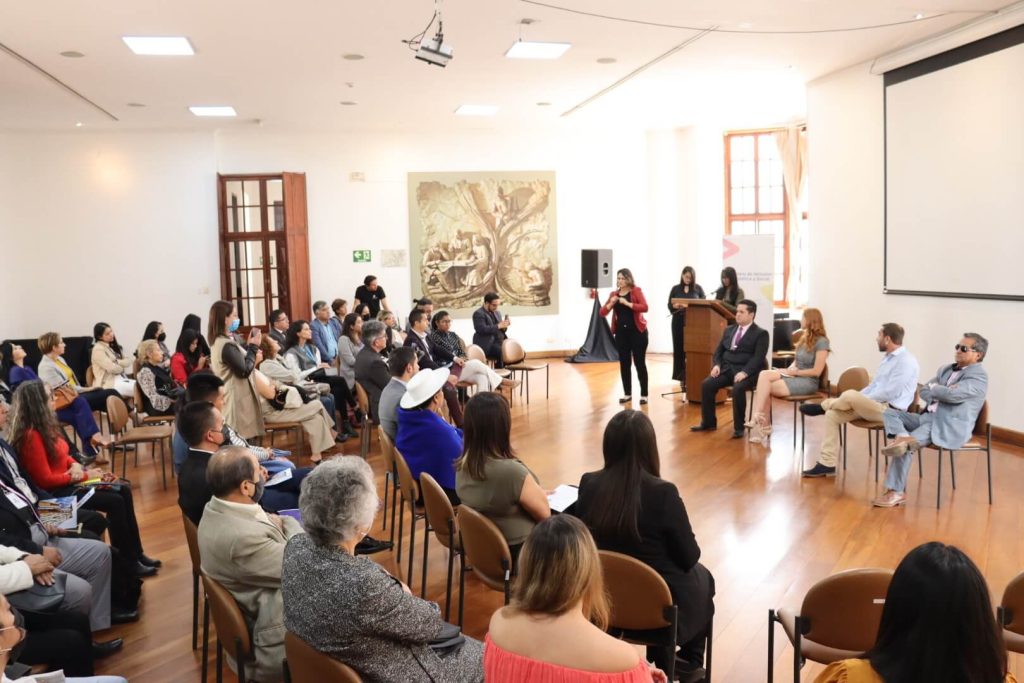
xmin=807 ymin=62 xmax=1023 ymax=431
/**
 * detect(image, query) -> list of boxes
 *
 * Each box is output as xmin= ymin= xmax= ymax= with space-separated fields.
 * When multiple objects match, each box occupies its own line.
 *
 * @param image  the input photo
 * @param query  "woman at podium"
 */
xmin=712 ymin=266 xmax=744 ymax=313
xmin=667 ymin=266 xmax=705 ymax=388
xmin=601 ymin=268 xmax=650 ymax=405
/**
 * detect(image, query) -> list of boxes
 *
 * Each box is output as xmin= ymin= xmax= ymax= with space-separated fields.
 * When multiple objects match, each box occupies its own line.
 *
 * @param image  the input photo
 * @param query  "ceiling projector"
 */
xmin=416 ymin=36 xmax=452 ymax=67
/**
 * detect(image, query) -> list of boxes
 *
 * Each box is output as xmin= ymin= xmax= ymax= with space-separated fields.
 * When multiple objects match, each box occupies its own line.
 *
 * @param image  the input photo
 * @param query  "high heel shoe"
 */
xmin=743 ymin=412 xmax=766 ymax=429
xmin=748 ymin=424 xmax=764 ymax=443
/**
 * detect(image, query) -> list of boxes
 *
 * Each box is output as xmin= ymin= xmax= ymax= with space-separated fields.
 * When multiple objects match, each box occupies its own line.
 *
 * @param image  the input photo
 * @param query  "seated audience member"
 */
xmin=874 ymin=333 xmax=989 ymax=508
xmin=406 ymin=297 xmax=434 ymax=333
xmin=690 ymin=300 xmax=769 ymax=439
xmin=9 ymin=380 xmax=160 ymax=578
xmin=337 ymin=313 xmax=364 ymax=393
xmin=267 ymin=309 xmax=289 ymax=346
xmin=354 ymin=275 xmax=390 ymax=318
xmin=354 ymin=303 xmax=372 ymax=321
xmin=456 ymin=393 xmax=549 ymax=562
xmin=353 ymin=321 xmax=390 ymax=424
xmin=89 ymin=323 xmax=135 ymax=399
xmin=378 ymin=348 xmax=418 ymax=442
xmin=0 ymin=593 xmax=129 ymax=683
xmin=258 ymin=336 xmax=340 ymax=437
xmin=331 ymin=298 xmax=348 ymax=328
xmin=135 ymin=340 xmax=180 ymax=418
xmin=577 ymin=411 xmax=713 ymax=679
xmin=198 ymin=446 xmax=303 ymax=683
xmin=429 ymin=310 xmax=513 ymax=394
xmin=472 ymin=292 xmax=510 ymax=367
xmin=169 ymin=328 xmax=208 ymax=387
xmin=746 ymin=308 xmax=830 ymax=443
xmin=310 ymin=300 xmax=342 ymax=367
xmin=37 ymin=332 xmax=122 ymax=417
xmin=178 ymin=312 xmax=211 ymax=358
xmin=283 ymin=319 xmax=358 ymax=437
xmin=208 ymin=299 xmax=266 ymax=440
xmin=2 ymin=342 xmax=110 ymax=463
xmin=377 ymin=309 xmax=404 ymax=354
xmin=485 ymin=515 xmax=665 ymax=683
xmin=282 ymin=457 xmax=483 ymax=682
xmin=251 ymin=365 xmax=336 ymax=465
xmin=404 ymin=309 xmax=464 ymax=427
xmin=814 ymin=542 xmax=1016 ymax=683
xmin=711 ymin=266 xmax=744 ymax=314
xmin=396 ymin=368 xmax=463 ymax=504
xmin=801 ymin=323 xmax=919 ymax=478
xmin=140 ymin=321 xmax=172 ymax=369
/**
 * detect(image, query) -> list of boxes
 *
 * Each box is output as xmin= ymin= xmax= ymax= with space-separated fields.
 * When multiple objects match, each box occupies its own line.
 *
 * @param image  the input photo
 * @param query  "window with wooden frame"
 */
xmin=724 ymin=131 xmax=789 ymax=305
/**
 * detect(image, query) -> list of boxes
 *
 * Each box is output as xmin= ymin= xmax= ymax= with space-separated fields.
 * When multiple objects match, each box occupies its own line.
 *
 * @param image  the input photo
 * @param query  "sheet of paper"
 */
xmin=266 ymin=467 xmax=293 ymax=488
xmin=547 ymin=484 xmax=579 ymax=513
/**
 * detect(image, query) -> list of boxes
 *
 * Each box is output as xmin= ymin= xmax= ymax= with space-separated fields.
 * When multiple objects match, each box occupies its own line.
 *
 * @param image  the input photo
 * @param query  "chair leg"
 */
xmin=389 ymin=473 xmax=399 ymax=544
xmin=918 ymin=449 xmax=923 ymax=478
xmin=842 ymin=424 xmax=847 ymax=470
xmin=215 ymin=639 xmax=223 ymax=683
xmin=407 ymin=509 xmax=417 ymax=587
xmin=160 ymin=438 xmax=167 ymax=490
xmin=458 ymin=542 xmax=466 ymax=628
xmin=121 ymin=444 xmax=129 ymax=480
xmin=201 ymin=595 xmax=210 ymax=683
xmin=767 ymin=609 xmax=775 ymax=682
xmin=792 ymin=403 xmax=798 ymax=450
xmin=420 ymin=520 xmax=430 ymax=598
xmin=949 ymin=450 xmax=956 ymax=489
xmin=793 ymin=616 xmax=803 ymax=683
xmin=704 ymin=611 xmax=713 ymax=682
xmin=191 ymin=571 xmax=199 ymax=650
xmin=235 ymin=638 xmax=246 ymax=683
xmin=382 ymin=471 xmax=390 ymax=532
xmin=937 ymin=448 xmax=943 ymax=510
xmin=987 ymin=446 xmax=993 ymax=504
xmin=396 ymin=495 xmax=405 ymax=563
xmin=444 ymin=523 xmax=455 ymax=621
xmin=545 ymin=364 xmax=549 ymax=399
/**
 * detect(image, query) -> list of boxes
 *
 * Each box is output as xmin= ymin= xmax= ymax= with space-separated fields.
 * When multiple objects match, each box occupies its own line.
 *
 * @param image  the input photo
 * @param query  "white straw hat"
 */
xmin=400 ymin=368 xmax=450 ymax=409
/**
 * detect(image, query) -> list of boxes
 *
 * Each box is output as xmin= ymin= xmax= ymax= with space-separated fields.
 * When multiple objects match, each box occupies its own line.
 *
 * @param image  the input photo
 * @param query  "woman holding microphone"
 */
xmin=667 ymin=266 xmax=705 ymax=390
xmin=601 ymin=268 xmax=650 ymax=405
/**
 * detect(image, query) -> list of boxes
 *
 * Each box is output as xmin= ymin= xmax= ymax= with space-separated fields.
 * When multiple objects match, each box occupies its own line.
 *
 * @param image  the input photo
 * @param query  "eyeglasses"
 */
xmin=953 ymin=344 xmax=976 ymax=353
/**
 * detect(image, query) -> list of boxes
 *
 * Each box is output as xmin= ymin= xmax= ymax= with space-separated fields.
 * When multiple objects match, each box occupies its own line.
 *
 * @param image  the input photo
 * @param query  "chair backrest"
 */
xmin=201 ymin=572 xmax=253 ymax=661
xmin=836 ymin=367 xmax=870 ymax=395
xmin=457 ymin=504 xmax=512 ymax=592
xmin=393 ymin=448 xmax=420 ymax=505
xmin=378 ymin=430 xmax=396 ymax=474
xmin=791 ymin=329 xmax=804 ymax=347
xmin=133 ymin=380 xmax=146 ymax=415
xmin=799 ymin=568 xmax=893 ymax=651
xmin=105 ymin=395 xmax=130 ymax=433
xmin=599 ymin=550 xmax=673 ymax=631
xmin=465 ymin=344 xmax=486 ymax=363
xmin=501 ymin=338 xmax=526 ymax=365
xmin=419 ymin=473 xmax=458 ymax=550
xmin=974 ymin=400 xmax=990 ymax=437
xmin=354 ymin=382 xmax=370 ymax=415
xmin=1001 ymin=570 xmax=1024 ymax=636
xmin=818 ymin=363 xmax=830 ymax=393
xmin=86 ymin=365 xmax=96 ymax=388
xmin=181 ymin=512 xmax=201 ymax=575
xmin=284 ymin=631 xmax=362 ymax=683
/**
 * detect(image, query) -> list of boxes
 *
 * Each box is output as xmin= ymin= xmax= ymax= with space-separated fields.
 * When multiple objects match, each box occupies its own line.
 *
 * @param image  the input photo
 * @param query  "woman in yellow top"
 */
xmin=815 ymin=542 xmax=1016 ymax=683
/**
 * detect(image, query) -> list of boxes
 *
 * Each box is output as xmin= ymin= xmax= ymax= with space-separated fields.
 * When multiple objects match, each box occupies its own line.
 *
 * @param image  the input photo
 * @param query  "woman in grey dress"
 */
xmin=746 ymin=307 xmax=830 ymax=444
xmin=282 ymin=457 xmax=483 ymax=682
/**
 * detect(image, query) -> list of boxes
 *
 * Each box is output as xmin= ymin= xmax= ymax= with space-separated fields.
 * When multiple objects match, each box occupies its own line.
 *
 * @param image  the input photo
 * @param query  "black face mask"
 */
xmin=157 ymin=332 xmax=167 ymax=343
xmin=4 ymin=608 xmax=27 ymax=662
xmin=247 ymin=475 xmax=266 ymax=504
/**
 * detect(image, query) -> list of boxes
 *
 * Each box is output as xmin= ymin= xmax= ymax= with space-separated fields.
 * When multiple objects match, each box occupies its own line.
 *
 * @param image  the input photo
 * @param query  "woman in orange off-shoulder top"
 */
xmin=814 ymin=542 xmax=1016 ymax=683
xmin=484 ymin=515 xmax=666 ymax=683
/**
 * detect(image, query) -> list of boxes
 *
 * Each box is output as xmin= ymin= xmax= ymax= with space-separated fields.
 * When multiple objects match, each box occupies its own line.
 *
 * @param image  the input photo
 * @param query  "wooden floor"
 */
xmin=100 ymin=355 xmax=1024 ymax=682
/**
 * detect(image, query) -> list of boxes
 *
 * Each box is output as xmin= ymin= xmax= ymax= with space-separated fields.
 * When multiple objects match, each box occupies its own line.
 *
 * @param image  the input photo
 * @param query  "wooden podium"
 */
xmin=681 ymin=299 xmax=735 ymax=403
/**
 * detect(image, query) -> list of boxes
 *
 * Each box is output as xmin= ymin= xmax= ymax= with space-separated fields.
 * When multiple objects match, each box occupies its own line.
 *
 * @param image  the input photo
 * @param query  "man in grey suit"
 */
xmin=353 ymin=321 xmax=390 ymax=423
xmin=378 ymin=348 xmax=418 ymax=442
xmin=267 ymin=309 xmax=289 ymax=346
xmin=873 ymin=332 xmax=989 ymax=507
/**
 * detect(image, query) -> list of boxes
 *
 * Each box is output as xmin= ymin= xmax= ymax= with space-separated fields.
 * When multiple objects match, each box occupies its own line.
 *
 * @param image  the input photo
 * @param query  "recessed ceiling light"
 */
xmin=505 ymin=40 xmax=571 ymax=59
xmin=342 ymin=53 xmax=365 ymax=61
xmin=455 ymin=104 xmax=498 ymax=116
xmin=340 ymin=101 xmax=358 ymax=106
xmin=189 ymin=106 xmax=237 ymax=117
xmin=596 ymin=57 xmax=617 ymax=64
xmin=914 ymin=11 xmax=925 ymax=19
xmin=127 ymin=102 xmax=146 ymax=108
xmin=122 ymin=36 xmax=195 ymax=56
xmin=60 ymin=51 xmax=85 ymax=58
xmin=75 ymin=122 xmax=83 ymax=128
xmin=536 ymin=101 xmax=552 ymax=107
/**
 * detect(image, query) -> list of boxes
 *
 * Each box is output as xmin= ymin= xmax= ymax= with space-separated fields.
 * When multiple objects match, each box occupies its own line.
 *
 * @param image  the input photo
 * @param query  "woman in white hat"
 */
xmin=395 ymin=367 xmax=464 ymax=504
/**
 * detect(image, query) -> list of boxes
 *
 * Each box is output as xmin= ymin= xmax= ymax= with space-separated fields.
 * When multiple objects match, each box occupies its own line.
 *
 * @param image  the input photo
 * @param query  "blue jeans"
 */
xmin=882 ymin=409 xmax=934 ymax=492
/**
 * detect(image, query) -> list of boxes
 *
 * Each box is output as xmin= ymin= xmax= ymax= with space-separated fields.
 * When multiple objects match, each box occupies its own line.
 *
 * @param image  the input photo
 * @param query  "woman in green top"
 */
xmin=455 ymin=392 xmax=550 ymax=565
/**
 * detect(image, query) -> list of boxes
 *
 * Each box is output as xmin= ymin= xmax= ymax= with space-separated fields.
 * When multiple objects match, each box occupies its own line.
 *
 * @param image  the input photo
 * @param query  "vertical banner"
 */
xmin=723 ymin=235 xmax=775 ymax=353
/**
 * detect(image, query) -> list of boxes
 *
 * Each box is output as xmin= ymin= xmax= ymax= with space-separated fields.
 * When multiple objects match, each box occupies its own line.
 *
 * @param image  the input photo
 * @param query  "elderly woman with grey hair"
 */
xmin=282 ymin=457 xmax=483 ymax=682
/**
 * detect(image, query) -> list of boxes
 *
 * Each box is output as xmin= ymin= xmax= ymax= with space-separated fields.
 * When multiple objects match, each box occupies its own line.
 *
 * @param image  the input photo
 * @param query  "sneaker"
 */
xmin=802 ymin=462 xmax=837 ymax=478
xmin=872 ymin=490 xmax=907 ymax=507
xmin=800 ymin=403 xmax=826 ymax=417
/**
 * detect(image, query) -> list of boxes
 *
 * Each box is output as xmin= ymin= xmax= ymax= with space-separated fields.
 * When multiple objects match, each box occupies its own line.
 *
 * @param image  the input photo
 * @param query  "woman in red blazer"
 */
xmin=600 ymin=268 xmax=650 ymax=404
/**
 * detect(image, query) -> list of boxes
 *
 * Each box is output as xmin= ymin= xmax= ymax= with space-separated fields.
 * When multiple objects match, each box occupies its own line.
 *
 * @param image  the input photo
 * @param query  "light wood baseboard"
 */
xmin=992 ymin=426 xmax=1024 ymax=449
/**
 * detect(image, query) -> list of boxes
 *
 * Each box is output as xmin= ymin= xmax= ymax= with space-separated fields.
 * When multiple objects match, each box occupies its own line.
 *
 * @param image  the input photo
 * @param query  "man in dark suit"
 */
xmin=472 ymin=291 xmax=510 ymax=366
xmin=404 ymin=309 xmax=464 ymax=427
xmin=691 ymin=299 xmax=770 ymax=438
xmin=354 ymin=321 xmax=390 ymax=423
xmin=268 ymin=309 xmax=289 ymax=346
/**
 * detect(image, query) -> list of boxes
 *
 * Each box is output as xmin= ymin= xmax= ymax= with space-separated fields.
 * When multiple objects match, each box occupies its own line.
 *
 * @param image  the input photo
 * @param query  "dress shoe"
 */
xmin=731 ymin=430 xmax=745 ymax=439
xmin=355 ymin=536 xmax=394 ymax=556
xmin=618 ymin=396 xmax=632 ymax=404
xmin=139 ymin=554 xmax=162 ymax=568
xmin=342 ymin=423 xmax=358 ymax=438
xmin=689 ymin=424 xmax=716 ymax=432
xmin=110 ymin=609 xmax=139 ymax=624
xmin=639 ymin=397 xmax=648 ymax=405
xmin=881 ymin=439 xmax=919 ymax=458
xmin=92 ymin=638 xmax=124 ymax=658
xmin=800 ymin=403 xmax=826 ymax=417
xmin=872 ymin=490 xmax=907 ymax=508
xmin=802 ymin=463 xmax=837 ymax=478
xmin=335 ymin=432 xmax=351 ymax=443
xmin=675 ymin=656 xmax=707 ymax=683
xmin=132 ymin=561 xmax=158 ymax=577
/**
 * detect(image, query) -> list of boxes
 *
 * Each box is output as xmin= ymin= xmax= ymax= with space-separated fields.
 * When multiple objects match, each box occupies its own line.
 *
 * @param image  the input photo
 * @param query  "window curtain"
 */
xmin=773 ymin=126 xmax=808 ymax=308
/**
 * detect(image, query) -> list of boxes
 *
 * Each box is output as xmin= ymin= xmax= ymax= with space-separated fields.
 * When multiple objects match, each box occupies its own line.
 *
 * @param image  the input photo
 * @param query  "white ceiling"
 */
xmin=0 ymin=0 xmax=1011 ymax=133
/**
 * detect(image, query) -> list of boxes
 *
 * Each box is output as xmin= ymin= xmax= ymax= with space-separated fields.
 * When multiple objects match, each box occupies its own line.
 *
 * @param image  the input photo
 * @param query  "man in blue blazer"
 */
xmin=874 ymin=332 xmax=989 ymax=507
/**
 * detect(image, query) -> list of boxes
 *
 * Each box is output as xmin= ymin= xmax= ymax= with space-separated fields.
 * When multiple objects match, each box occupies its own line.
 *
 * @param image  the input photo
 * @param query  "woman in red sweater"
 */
xmin=600 ymin=268 xmax=651 ymax=405
xmin=8 ymin=380 xmax=160 ymax=577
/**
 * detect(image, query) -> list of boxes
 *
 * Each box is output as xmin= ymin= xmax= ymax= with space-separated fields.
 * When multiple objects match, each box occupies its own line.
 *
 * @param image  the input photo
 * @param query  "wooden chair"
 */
xmin=378 ymin=430 xmax=399 ymax=545
xmin=768 ymin=568 xmax=893 ymax=681
xmin=263 ymin=421 xmax=304 ymax=450
xmin=393 ymin=448 xmax=427 ymax=592
xmin=106 ymin=395 xmax=173 ymax=489
xmin=848 ymin=386 xmax=922 ymax=482
xmin=419 ymin=472 xmax=462 ymax=621
xmin=283 ymin=631 xmax=362 ymax=682
xmin=778 ymin=364 xmax=829 ymax=450
xmin=501 ymin=339 xmax=548 ymax=403
xmin=354 ymin=383 xmax=373 ymax=459
xmin=998 ymin=570 xmax=1024 ymax=655
xmin=181 ymin=513 xmax=205 ymax=652
xmin=132 ymin=380 xmax=175 ymax=427
xmin=457 ymin=503 xmax=512 ymax=627
xmin=85 ymin=366 xmax=111 ymax=431
xmin=202 ymin=572 xmax=255 ymax=683
xmin=923 ymin=400 xmax=992 ymax=509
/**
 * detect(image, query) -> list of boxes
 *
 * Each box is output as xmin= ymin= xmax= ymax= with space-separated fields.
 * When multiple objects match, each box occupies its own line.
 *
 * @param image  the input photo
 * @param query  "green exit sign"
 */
xmin=352 ymin=250 xmax=371 ymax=263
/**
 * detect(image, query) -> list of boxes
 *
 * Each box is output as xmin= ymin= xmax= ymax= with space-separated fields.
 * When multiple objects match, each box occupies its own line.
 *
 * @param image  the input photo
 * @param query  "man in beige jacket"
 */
xmin=197 ymin=446 xmax=303 ymax=683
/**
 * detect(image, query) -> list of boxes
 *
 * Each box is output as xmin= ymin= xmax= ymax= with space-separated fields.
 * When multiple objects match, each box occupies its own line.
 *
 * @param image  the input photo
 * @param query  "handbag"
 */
xmin=53 ymin=385 xmax=77 ymax=411
xmin=7 ymin=571 xmax=67 ymax=615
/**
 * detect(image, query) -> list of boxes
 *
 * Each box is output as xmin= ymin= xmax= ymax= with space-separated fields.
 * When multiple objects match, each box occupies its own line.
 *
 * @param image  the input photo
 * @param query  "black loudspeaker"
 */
xmin=581 ymin=249 xmax=613 ymax=288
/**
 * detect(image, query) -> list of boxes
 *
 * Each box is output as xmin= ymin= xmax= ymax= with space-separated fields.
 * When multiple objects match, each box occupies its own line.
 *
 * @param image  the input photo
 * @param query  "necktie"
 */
xmin=733 ymin=326 xmax=745 ymax=349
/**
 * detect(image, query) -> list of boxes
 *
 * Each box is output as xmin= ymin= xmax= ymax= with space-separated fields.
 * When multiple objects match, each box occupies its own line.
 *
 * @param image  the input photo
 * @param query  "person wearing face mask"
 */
xmin=198 ymin=446 xmax=304 ymax=683
xmin=140 ymin=321 xmax=171 ymax=369
xmin=207 ymin=300 xmax=265 ymax=441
